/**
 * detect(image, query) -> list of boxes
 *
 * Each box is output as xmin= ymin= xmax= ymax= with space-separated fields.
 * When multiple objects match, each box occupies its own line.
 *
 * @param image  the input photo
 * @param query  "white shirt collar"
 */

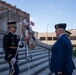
xmin=10 ymin=31 xmax=15 ymax=35
xmin=59 ymin=33 xmax=65 ymax=38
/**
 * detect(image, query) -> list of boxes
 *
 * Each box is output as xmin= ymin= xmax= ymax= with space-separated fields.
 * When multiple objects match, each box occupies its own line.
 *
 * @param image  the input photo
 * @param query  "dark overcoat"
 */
xmin=50 ymin=34 xmax=74 ymax=74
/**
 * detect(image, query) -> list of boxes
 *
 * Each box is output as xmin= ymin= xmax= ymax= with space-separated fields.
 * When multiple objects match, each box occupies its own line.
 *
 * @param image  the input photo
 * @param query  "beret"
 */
xmin=55 ymin=23 xmax=66 ymax=29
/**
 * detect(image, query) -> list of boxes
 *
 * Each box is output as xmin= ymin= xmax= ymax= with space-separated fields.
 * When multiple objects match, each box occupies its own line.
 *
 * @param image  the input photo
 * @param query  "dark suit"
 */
xmin=50 ymin=34 xmax=73 ymax=75
xmin=3 ymin=32 xmax=20 ymax=75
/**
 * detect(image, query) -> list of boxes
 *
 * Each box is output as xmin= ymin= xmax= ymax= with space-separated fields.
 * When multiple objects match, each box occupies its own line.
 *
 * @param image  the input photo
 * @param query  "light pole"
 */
xmin=47 ymin=24 xmax=49 ymax=44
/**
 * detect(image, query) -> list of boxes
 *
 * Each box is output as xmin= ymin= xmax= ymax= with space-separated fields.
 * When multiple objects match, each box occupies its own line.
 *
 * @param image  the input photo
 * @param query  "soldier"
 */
xmin=3 ymin=22 xmax=20 ymax=75
xmin=50 ymin=23 xmax=74 ymax=75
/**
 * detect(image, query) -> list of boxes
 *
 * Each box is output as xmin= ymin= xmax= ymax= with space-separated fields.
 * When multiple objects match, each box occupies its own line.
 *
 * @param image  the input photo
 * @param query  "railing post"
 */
xmin=48 ymin=49 xmax=51 ymax=67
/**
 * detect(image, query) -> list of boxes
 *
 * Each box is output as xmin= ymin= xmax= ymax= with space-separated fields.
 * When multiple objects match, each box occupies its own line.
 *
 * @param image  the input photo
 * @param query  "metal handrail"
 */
xmin=35 ymin=41 xmax=52 ymax=67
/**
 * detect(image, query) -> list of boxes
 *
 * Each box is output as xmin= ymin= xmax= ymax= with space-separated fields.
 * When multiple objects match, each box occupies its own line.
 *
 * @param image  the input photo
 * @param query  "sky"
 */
xmin=3 ymin=0 xmax=76 ymax=32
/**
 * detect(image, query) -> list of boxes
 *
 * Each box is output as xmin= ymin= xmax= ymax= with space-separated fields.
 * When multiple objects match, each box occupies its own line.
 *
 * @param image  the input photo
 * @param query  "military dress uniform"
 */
xmin=3 ymin=22 xmax=20 ymax=75
xmin=50 ymin=23 xmax=74 ymax=75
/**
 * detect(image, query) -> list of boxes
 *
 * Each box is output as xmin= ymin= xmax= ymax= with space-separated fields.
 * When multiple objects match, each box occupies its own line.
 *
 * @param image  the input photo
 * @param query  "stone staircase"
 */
xmin=0 ymin=44 xmax=52 ymax=75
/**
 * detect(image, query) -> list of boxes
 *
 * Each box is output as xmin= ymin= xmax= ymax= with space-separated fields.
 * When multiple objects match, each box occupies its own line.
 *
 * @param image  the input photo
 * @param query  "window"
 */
xmin=47 ymin=37 xmax=52 ymax=40
xmin=40 ymin=37 xmax=45 ymax=41
xmin=70 ymin=36 xmax=76 ymax=40
xmin=53 ymin=37 xmax=57 ymax=40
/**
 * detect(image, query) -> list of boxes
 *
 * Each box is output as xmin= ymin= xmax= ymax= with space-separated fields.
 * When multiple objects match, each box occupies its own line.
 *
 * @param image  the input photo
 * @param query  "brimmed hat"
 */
xmin=7 ymin=22 xmax=17 ymax=28
xmin=55 ymin=23 xmax=66 ymax=29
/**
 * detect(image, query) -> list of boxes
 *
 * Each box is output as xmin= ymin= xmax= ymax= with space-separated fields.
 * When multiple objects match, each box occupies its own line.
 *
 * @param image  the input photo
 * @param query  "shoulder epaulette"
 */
xmin=5 ymin=33 xmax=9 ymax=35
xmin=4 ymin=32 xmax=9 ymax=36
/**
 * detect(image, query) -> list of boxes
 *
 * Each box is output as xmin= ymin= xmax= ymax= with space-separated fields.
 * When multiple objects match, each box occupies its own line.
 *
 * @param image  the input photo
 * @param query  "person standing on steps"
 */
xmin=3 ymin=22 xmax=20 ymax=75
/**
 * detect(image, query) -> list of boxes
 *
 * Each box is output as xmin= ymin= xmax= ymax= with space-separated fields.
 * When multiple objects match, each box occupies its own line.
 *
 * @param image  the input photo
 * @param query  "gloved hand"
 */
xmin=18 ymin=41 xmax=22 ymax=46
xmin=18 ymin=41 xmax=24 ymax=48
xmin=12 ymin=58 xmax=16 ymax=64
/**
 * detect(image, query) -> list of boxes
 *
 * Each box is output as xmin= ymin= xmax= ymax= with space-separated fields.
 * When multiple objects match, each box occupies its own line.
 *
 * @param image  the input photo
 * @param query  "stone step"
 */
xmin=0 ymin=50 xmax=48 ymax=60
xmin=0 ymin=55 xmax=47 ymax=71
xmin=0 ymin=50 xmax=48 ymax=65
xmin=37 ymin=67 xmax=51 ymax=75
xmin=19 ymin=60 xmax=49 ymax=75
xmin=0 ymin=55 xmax=49 ymax=75
xmin=0 ymin=45 xmax=51 ymax=75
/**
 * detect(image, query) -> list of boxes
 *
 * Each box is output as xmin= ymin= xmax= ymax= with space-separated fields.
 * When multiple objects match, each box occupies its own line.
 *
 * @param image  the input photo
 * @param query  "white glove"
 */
xmin=18 ymin=41 xmax=22 ymax=46
xmin=25 ymin=29 xmax=29 ymax=37
xmin=12 ymin=58 xmax=16 ymax=64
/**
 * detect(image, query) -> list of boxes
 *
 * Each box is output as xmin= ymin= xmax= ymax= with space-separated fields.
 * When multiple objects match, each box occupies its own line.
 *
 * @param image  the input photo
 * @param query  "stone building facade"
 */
xmin=0 ymin=0 xmax=30 ymax=36
xmin=0 ymin=1 xmax=30 ymax=47
xmin=38 ymin=29 xmax=76 ymax=47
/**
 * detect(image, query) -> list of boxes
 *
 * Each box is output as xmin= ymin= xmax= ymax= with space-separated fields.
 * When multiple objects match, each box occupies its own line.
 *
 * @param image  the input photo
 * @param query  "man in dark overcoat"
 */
xmin=50 ymin=23 xmax=74 ymax=75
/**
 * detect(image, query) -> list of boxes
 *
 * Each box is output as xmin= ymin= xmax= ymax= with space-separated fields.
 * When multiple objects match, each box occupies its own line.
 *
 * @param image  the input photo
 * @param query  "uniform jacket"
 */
xmin=3 ymin=32 xmax=20 ymax=61
xmin=50 ymin=34 xmax=73 ymax=74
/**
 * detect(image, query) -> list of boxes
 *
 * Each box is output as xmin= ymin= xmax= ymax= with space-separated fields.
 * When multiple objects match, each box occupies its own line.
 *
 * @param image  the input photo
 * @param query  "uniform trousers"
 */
xmin=7 ymin=60 xmax=19 ymax=75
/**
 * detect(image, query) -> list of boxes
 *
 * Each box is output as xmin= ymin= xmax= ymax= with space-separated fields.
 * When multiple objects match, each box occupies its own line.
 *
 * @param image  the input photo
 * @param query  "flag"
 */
xmin=30 ymin=21 xmax=35 ymax=26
